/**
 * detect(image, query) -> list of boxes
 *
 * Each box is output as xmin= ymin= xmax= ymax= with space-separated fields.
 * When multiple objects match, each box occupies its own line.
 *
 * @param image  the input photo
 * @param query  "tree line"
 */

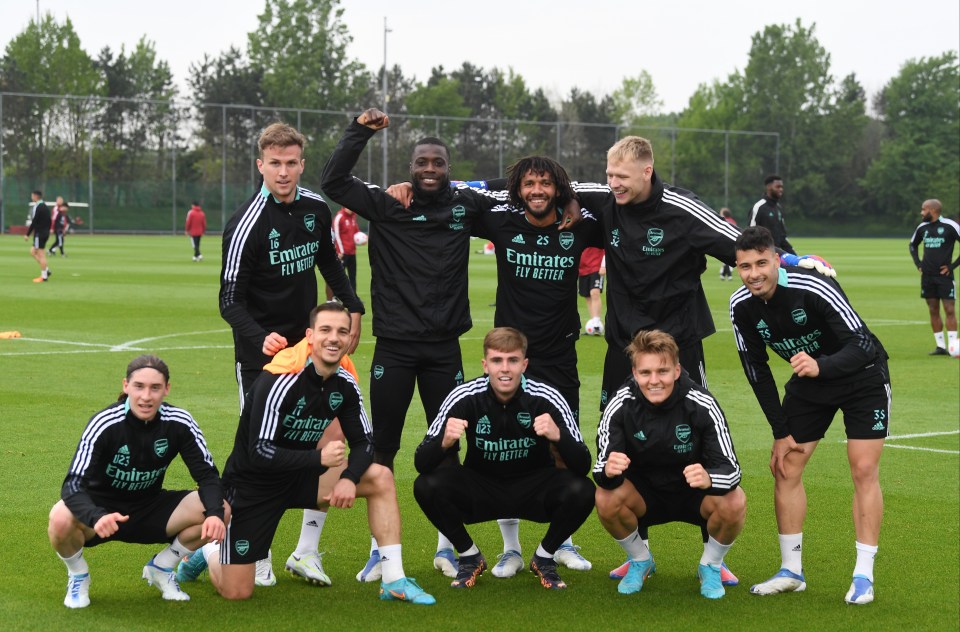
xmin=1 ymin=0 xmax=956 ymax=233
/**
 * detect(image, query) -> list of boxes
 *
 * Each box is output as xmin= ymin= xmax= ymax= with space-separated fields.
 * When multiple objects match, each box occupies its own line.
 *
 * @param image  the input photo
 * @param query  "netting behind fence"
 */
xmin=0 ymin=93 xmax=778 ymax=233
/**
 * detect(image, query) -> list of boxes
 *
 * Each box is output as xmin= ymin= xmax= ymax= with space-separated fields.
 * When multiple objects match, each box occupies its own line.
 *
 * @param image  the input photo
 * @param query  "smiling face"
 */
xmin=482 ymin=347 xmax=528 ymax=403
xmin=123 ymin=368 xmax=170 ymax=421
xmin=518 ymin=169 xmax=558 ymax=225
xmin=766 ymin=179 xmax=784 ymax=201
xmin=257 ymin=144 xmax=304 ymax=203
xmin=306 ymin=309 xmax=352 ymax=372
xmin=736 ymin=246 xmax=780 ymax=302
xmin=631 ymin=352 xmax=681 ymax=405
xmin=606 ymin=157 xmax=653 ymax=206
xmin=409 ymin=143 xmax=450 ymax=194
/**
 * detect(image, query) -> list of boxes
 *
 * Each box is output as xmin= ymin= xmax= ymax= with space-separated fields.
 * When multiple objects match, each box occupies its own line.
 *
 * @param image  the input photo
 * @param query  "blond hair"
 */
xmin=608 ymin=136 xmax=654 ymax=165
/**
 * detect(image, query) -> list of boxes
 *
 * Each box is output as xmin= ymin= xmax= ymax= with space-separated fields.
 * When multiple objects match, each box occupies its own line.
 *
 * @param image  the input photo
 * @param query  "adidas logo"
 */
xmin=268 ymin=228 xmax=281 ymax=239
xmin=791 ymin=544 xmax=802 ymax=552
xmin=305 ymin=520 xmax=318 ymax=527
xmin=756 ymin=319 xmax=768 ymax=330
xmin=512 ymin=234 xmax=526 ymax=244
xmin=411 ymin=214 xmax=427 ymax=222
xmin=118 ymin=445 xmax=130 ymax=455
xmin=872 ymin=421 xmax=885 ymax=431
xmin=633 ymin=431 xmax=647 ymax=441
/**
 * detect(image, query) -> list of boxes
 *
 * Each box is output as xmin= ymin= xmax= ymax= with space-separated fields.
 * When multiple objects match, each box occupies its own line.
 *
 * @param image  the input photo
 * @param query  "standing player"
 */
xmin=26 ymin=190 xmax=53 ymax=282
xmin=179 ymin=303 xmax=434 ymax=605
xmin=48 ymin=196 xmax=69 ymax=257
xmin=731 ymin=226 xmax=890 ymax=605
xmin=749 ymin=175 xmax=796 ymax=255
xmin=413 ymin=327 xmax=595 ymax=591
xmin=572 ymin=137 xmax=742 ymax=584
xmin=908 ymin=198 xmax=960 ymax=356
xmin=470 ymin=156 xmax=600 ymax=576
xmin=185 ymin=201 xmax=207 ymax=262
xmin=579 ymin=247 xmax=606 ymax=334
xmin=332 ymin=206 xmax=361 ymax=292
xmin=48 ymin=355 xmax=226 ymax=608
xmin=593 ymin=330 xmax=745 ymax=599
xmin=219 ymin=122 xmax=364 ymax=587
xmin=321 ymin=107 xmax=511 ymax=580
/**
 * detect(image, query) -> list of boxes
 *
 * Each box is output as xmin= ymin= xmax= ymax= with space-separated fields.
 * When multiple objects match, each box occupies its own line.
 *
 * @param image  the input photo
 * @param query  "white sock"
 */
xmin=853 ymin=542 xmax=878 ymax=582
xmin=201 ymin=542 xmax=220 ymax=565
xmin=616 ymin=529 xmax=651 ymax=562
xmin=560 ymin=536 xmax=574 ymax=549
xmin=370 ymin=536 xmax=379 ymax=555
xmin=59 ymin=549 xmax=89 ymax=575
xmin=460 ymin=543 xmax=480 ymax=557
xmin=379 ymin=544 xmax=404 ymax=584
xmin=294 ymin=510 xmax=326 ymax=556
xmin=935 ymin=331 xmax=946 ymax=348
xmin=949 ymin=331 xmax=958 ymax=347
xmin=699 ymin=535 xmax=733 ymax=567
xmin=498 ymin=518 xmax=521 ymax=553
xmin=779 ymin=533 xmax=803 ymax=574
xmin=436 ymin=532 xmax=453 ymax=553
xmin=154 ymin=536 xmax=190 ymax=569
xmin=535 ymin=543 xmax=553 ymax=559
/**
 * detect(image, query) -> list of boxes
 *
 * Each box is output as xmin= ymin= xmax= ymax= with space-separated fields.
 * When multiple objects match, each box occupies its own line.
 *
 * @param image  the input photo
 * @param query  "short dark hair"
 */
xmin=413 ymin=136 xmax=450 ymax=159
xmin=764 ymin=175 xmax=782 ymax=186
xmin=735 ymin=226 xmax=776 ymax=253
xmin=506 ymin=156 xmax=575 ymax=211
xmin=309 ymin=301 xmax=350 ymax=327
xmin=32 ymin=189 xmax=42 ymax=197
xmin=258 ymin=122 xmax=305 ymax=157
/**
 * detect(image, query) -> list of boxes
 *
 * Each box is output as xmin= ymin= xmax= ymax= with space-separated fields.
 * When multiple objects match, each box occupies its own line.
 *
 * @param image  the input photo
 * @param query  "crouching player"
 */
xmin=48 ymin=355 xmax=227 ymax=608
xmin=413 ymin=327 xmax=595 ymax=591
xmin=180 ymin=302 xmax=433 ymax=604
xmin=593 ymin=330 xmax=745 ymax=599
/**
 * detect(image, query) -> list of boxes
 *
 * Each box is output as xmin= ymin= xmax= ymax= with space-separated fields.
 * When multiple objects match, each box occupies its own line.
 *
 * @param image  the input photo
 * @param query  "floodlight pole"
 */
xmin=381 ymin=17 xmax=390 ymax=187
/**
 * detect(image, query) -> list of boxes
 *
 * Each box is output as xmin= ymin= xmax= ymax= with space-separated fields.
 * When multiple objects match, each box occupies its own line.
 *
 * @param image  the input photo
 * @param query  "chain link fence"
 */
xmin=1 ymin=92 xmax=778 ymax=233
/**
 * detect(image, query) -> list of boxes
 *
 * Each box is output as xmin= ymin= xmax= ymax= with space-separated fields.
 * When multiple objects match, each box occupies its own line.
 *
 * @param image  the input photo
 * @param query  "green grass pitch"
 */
xmin=0 ymin=234 xmax=957 ymax=631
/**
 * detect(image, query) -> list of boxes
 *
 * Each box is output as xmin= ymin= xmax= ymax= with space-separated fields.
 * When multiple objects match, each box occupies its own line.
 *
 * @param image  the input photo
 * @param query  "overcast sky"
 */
xmin=1 ymin=0 xmax=958 ymax=113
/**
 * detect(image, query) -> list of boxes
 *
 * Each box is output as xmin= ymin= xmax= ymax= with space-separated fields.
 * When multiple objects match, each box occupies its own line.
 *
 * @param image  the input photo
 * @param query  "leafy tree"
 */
xmin=610 ymin=71 xmax=663 ymax=128
xmin=863 ymin=51 xmax=960 ymax=224
xmin=0 ymin=14 xmax=102 ymax=185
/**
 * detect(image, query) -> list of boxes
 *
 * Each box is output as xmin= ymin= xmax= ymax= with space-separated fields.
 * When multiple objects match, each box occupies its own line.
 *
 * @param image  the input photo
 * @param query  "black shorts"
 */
xmin=84 ymin=489 xmax=191 ymax=547
xmin=601 ymin=338 xmax=706 ymax=411
xmin=784 ymin=367 xmax=892 ymax=443
xmin=578 ymin=273 xmax=604 ymax=297
xmin=921 ymin=275 xmax=956 ymax=300
xmin=623 ymin=473 xmax=707 ymax=528
xmin=32 ymin=233 xmax=50 ymax=250
xmin=220 ymin=471 xmax=324 ymax=564
xmin=526 ymin=344 xmax=580 ymax=422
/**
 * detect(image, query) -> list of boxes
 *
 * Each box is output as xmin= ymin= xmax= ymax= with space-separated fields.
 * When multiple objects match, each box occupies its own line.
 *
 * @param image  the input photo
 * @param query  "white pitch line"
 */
xmin=11 ymin=337 xmax=117 ymax=348
xmin=883 ymin=444 xmax=959 ymax=455
xmin=111 ymin=329 xmax=233 ymax=351
xmin=887 ymin=430 xmax=960 ymax=440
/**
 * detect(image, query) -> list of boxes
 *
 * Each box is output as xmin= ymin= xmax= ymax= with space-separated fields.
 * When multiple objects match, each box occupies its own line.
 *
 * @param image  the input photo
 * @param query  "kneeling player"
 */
xmin=593 ymin=330 xmax=745 ymax=599
xmin=413 ymin=327 xmax=595 ymax=590
xmin=48 ymin=355 xmax=227 ymax=608
xmin=182 ymin=302 xmax=433 ymax=604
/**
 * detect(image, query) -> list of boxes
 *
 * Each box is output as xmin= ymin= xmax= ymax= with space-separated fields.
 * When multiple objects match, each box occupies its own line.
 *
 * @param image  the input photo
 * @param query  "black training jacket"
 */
xmin=321 ymin=120 xmax=507 ymax=341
